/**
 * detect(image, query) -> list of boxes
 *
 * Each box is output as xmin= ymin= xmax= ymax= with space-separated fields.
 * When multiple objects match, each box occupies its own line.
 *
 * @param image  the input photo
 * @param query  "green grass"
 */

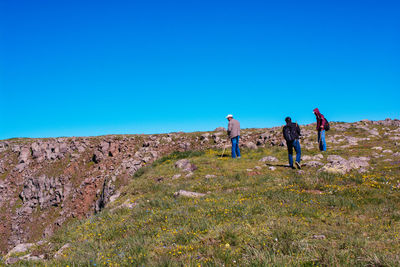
xmin=4 ymin=122 xmax=400 ymax=266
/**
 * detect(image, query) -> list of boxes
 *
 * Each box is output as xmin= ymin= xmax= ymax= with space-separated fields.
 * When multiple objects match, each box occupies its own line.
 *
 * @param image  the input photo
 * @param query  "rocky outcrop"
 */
xmin=20 ymin=175 xmax=70 ymax=210
xmin=0 ymin=118 xmax=398 ymax=255
xmin=319 ymin=155 xmax=370 ymax=174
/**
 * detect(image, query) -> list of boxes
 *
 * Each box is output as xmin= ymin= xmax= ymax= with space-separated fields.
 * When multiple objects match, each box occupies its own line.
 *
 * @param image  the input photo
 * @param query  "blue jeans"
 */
xmin=318 ymin=130 xmax=327 ymax=151
xmin=287 ymin=139 xmax=301 ymax=167
xmin=231 ymin=136 xmax=241 ymax=158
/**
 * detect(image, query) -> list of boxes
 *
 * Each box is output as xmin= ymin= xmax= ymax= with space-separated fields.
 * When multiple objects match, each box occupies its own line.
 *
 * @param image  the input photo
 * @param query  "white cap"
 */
xmin=225 ymin=114 xmax=233 ymax=119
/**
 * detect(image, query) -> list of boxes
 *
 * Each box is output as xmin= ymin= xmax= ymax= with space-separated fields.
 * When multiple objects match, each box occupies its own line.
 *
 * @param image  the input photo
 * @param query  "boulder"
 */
xmin=20 ymin=254 xmax=44 ymax=261
xmin=312 ymin=235 xmax=326 ymax=240
xmin=179 ymin=142 xmax=191 ymax=151
xmin=173 ymin=190 xmax=206 ymax=198
xmin=314 ymin=154 xmax=324 ymax=160
xmin=0 ymin=142 xmax=9 ymax=152
xmin=92 ymin=151 xmax=104 ymax=163
xmin=303 ymin=161 xmax=323 ymax=167
xmin=18 ymin=147 xmax=31 ymax=163
xmin=5 ymin=257 xmax=19 ymax=264
xmin=31 ymin=142 xmax=45 ymax=161
xmin=54 ymin=243 xmax=71 ymax=259
xmin=120 ymin=159 xmax=142 ymax=175
xmin=212 ymin=132 xmax=223 ymax=143
xmin=214 ymin=127 xmax=226 ymax=132
xmin=319 ymin=155 xmax=370 ymax=174
xmin=327 ymin=155 xmax=345 ymax=162
xmin=185 ymin=172 xmax=194 ymax=178
xmin=259 ymin=156 xmax=278 ymax=162
xmin=15 ymin=163 xmax=26 ymax=172
xmin=200 ymin=133 xmax=210 ymax=140
xmin=100 ymin=141 xmax=110 ymax=154
xmin=174 ymin=159 xmax=197 ymax=172
xmin=244 ymin=142 xmax=257 ymax=150
xmin=161 ymin=136 xmax=173 ymax=143
xmin=6 ymin=243 xmax=34 ymax=258
xmin=172 ymin=174 xmax=182 ymax=180
xmin=109 ymin=191 xmax=121 ymax=203
xmin=111 ymin=199 xmax=136 ymax=212
xmin=302 ymin=154 xmax=323 ymax=161
xmin=109 ymin=142 xmax=120 ymax=156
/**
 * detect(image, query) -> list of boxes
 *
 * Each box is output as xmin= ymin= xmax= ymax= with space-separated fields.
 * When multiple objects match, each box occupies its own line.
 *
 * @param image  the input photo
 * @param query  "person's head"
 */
xmin=285 ymin=117 xmax=292 ymax=124
xmin=226 ymin=114 xmax=233 ymax=121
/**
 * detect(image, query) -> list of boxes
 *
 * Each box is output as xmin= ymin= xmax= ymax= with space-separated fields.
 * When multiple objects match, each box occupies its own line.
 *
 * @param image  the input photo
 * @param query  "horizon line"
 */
xmin=2 ymin=117 xmax=398 ymax=141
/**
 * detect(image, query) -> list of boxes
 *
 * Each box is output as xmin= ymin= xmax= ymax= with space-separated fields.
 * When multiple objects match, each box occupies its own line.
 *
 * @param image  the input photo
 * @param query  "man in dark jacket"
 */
xmin=313 ymin=108 xmax=327 ymax=151
xmin=283 ymin=117 xmax=301 ymax=169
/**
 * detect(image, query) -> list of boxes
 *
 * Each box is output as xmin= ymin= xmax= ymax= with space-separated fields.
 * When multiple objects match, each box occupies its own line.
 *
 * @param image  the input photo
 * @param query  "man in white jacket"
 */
xmin=226 ymin=114 xmax=241 ymax=158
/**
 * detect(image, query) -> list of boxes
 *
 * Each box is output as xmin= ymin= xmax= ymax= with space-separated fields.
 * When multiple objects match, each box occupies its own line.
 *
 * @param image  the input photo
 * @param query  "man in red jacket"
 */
xmin=313 ymin=108 xmax=327 ymax=151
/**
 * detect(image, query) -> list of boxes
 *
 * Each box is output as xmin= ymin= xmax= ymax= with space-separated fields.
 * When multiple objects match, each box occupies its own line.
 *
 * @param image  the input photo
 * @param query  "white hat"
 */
xmin=226 ymin=114 xmax=233 ymax=119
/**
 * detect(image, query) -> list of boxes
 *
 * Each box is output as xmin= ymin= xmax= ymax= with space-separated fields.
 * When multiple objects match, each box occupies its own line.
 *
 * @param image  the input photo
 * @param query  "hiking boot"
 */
xmin=295 ymin=161 xmax=301 ymax=169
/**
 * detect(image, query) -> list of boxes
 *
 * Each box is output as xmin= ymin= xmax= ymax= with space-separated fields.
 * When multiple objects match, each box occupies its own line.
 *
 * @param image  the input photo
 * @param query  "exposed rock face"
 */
xmin=0 ymin=142 xmax=9 ymax=152
xmin=20 ymin=175 xmax=69 ymax=210
xmin=18 ymin=148 xmax=31 ymax=164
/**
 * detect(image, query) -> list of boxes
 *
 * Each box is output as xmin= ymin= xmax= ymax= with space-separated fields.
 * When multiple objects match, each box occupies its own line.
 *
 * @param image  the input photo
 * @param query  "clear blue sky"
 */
xmin=0 ymin=0 xmax=399 ymax=139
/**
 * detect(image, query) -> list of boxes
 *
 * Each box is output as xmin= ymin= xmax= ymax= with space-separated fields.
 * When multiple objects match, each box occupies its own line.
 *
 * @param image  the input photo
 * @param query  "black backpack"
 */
xmin=324 ymin=118 xmax=330 ymax=131
xmin=283 ymin=124 xmax=297 ymax=142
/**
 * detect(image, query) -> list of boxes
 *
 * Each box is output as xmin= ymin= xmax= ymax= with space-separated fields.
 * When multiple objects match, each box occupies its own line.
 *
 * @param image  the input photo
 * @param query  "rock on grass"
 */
xmin=319 ymin=155 xmax=370 ymax=174
xmin=173 ymin=190 xmax=206 ymax=198
xmin=175 ymin=159 xmax=197 ymax=172
xmin=260 ymin=156 xmax=278 ymax=162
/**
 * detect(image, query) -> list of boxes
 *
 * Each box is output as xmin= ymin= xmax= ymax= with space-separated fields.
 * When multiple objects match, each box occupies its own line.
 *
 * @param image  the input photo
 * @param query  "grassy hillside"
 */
xmin=4 ymin=122 xmax=400 ymax=266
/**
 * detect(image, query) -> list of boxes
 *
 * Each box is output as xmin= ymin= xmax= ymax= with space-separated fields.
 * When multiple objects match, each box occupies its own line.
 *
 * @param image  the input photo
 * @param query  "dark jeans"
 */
xmin=231 ymin=136 xmax=241 ymax=158
xmin=287 ymin=139 xmax=301 ymax=167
